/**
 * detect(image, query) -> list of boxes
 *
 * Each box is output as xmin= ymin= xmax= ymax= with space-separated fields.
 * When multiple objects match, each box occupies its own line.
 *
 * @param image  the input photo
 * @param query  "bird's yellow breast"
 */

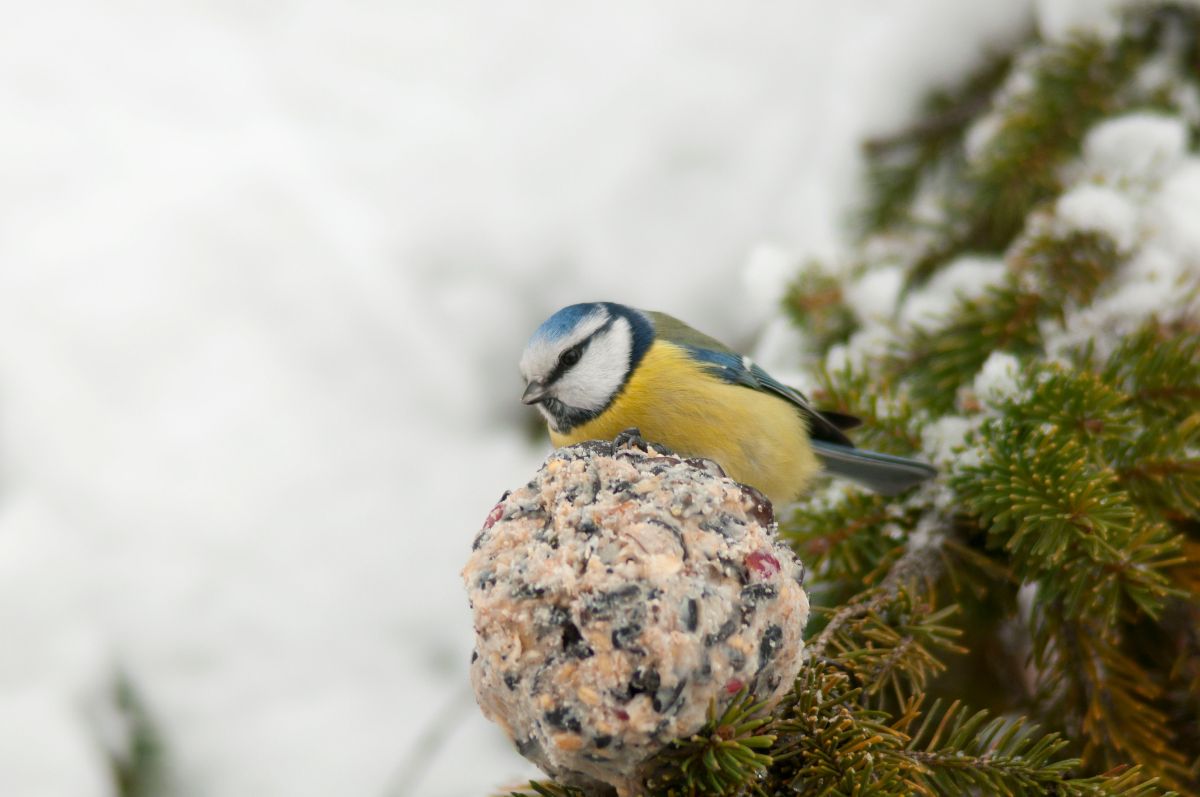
xmin=550 ymin=340 xmax=819 ymax=504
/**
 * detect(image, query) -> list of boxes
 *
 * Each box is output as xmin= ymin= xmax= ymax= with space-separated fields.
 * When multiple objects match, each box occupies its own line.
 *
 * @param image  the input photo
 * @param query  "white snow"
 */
xmin=0 ymin=1 xmax=1059 ymax=795
xmin=1153 ymin=160 xmax=1200 ymax=261
xmin=1055 ymin=184 xmax=1140 ymax=251
xmin=974 ymin=352 xmax=1024 ymax=409
xmin=1035 ymin=0 xmax=1123 ymax=40
xmin=845 ymin=266 xmax=905 ymax=326
xmin=899 ymin=256 xmax=1008 ymax=329
xmin=1045 ymin=117 xmax=1200 ymax=362
xmin=1079 ymin=113 xmax=1190 ymax=189
xmin=825 ymin=324 xmax=897 ymax=376
xmin=921 ymin=415 xmax=980 ymax=468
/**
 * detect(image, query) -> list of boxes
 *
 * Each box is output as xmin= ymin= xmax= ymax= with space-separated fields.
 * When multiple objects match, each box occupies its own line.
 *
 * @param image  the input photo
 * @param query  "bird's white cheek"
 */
xmin=554 ymin=321 xmax=632 ymax=412
xmin=555 ymin=363 xmax=625 ymax=411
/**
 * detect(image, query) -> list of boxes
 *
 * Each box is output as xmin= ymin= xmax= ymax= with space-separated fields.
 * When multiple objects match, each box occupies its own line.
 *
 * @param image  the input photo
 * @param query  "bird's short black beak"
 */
xmin=522 ymin=381 xmax=548 ymax=405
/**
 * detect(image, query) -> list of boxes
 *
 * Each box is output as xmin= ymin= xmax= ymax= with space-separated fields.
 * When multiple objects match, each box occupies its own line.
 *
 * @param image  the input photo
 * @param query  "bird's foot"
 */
xmin=613 ymin=427 xmax=649 ymax=452
xmin=612 ymin=428 xmax=674 ymax=457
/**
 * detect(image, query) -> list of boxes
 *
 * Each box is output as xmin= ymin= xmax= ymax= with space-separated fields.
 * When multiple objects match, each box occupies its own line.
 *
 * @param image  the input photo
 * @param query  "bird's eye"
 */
xmin=561 ymin=345 xmax=583 ymax=368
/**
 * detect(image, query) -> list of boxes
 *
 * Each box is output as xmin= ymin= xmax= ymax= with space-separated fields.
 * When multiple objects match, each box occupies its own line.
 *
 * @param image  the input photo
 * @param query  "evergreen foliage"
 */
xmin=510 ymin=3 xmax=1200 ymax=794
xmin=109 ymin=675 xmax=166 ymax=797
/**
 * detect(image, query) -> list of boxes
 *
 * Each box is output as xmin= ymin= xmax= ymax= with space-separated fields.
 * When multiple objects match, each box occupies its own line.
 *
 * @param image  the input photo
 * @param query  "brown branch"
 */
xmin=806 ymin=544 xmax=943 ymax=661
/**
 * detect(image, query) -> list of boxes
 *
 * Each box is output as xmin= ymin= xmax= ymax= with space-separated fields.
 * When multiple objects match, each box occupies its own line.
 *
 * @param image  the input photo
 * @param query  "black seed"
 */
xmin=739 ymin=584 xmax=778 ymax=624
xmin=470 ymin=650 xmax=478 ymax=663
xmin=594 ymin=734 xmax=612 ymax=749
xmin=561 ymin=621 xmax=594 ymax=659
xmin=583 ymin=585 xmax=642 ymax=622
xmin=544 ymin=707 xmax=581 ymax=733
xmin=628 ymin=667 xmax=661 ymax=698
xmin=516 ymin=735 xmax=540 ymax=757
xmin=686 ymin=457 xmax=725 ymax=477
xmin=740 ymin=484 xmax=774 ymax=526
xmin=729 ymin=649 xmax=746 ymax=672
xmin=612 ymin=623 xmax=643 ymax=652
xmin=700 ymin=516 xmax=736 ymax=538
xmin=719 ymin=555 xmax=749 ymax=584
xmin=647 ymin=518 xmax=686 ymax=553
xmin=685 ymin=599 xmax=698 ymax=632
xmin=578 ymin=519 xmax=599 ymax=535
xmin=741 ymin=584 xmax=777 ymax=604
xmin=471 ymin=531 xmax=487 ymax=550
xmin=759 ymin=624 xmax=784 ymax=669
xmin=704 ymin=617 xmax=738 ymax=646
xmin=653 ymin=679 xmax=687 ymax=714
xmin=506 ymin=506 xmax=548 ymax=522
xmin=504 ymin=672 xmax=520 ymax=690
xmin=475 ymin=571 xmax=497 ymax=590
xmin=510 ymin=583 xmax=546 ymax=599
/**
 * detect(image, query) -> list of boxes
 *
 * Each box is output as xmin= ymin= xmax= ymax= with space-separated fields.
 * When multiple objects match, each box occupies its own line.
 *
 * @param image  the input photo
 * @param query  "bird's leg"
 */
xmin=613 ymin=428 xmax=676 ymax=457
xmin=612 ymin=427 xmax=650 ymax=452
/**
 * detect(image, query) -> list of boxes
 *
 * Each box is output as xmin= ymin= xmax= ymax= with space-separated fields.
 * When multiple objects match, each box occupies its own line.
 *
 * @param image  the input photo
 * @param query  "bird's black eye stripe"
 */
xmin=546 ymin=341 xmax=587 ymax=386
xmin=561 ymin=344 xmax=584 ymax=368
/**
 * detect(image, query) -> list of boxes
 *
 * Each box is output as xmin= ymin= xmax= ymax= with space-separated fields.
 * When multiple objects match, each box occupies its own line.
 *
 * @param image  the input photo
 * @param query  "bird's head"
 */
xmin=519 ymin=302 xmax=653 ymax=433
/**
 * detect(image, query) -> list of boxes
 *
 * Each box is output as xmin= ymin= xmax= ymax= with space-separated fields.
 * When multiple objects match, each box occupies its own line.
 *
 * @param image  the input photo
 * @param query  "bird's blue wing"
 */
xmin=675 ymin=345 xmax=854 ymax=447
xmin=687 ymin=347 xmax=938 ymax=493
xmin=646 ymin=310 xmax=936 ymax=495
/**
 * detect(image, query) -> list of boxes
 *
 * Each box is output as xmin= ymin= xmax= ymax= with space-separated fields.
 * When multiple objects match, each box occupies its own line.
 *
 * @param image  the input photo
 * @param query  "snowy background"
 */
xmin=0 ymin=2 xmax=1044 ymax=795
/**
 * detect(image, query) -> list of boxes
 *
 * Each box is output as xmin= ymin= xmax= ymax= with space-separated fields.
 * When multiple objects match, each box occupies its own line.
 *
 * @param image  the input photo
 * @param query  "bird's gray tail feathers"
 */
xmin=812 ymin=440 xmax=937 ymax=496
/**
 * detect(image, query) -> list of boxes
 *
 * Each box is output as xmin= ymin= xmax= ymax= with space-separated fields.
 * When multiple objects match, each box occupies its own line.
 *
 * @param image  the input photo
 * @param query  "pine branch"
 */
xmin=1032 ymin=608 xmax=1192 ymax=791
xmin=643 ymin=689 xmax=775 ymax=797
xmin=859 ymin=49 xmax=1017 ymax=234
xmin=901 ymin=700 xmax=1168 ymax=796
xmin=110 ymin=674 xmax=166 ymax=797
xmin=811 ymin=366 xmax=926 ymax=456
xmin=895 ymin=227 xmax=1122 ymax=414
xmin=1103 ymin=323 xmax=1200 ymax=425
xmin=955 ymin=418 xmax=1182 ymax=623
xmin=770 ymin=665 xmax=915 ymax=796
xmin=780 ymin=490 xmax=905 ymax=585
xmin=903 ymin=33 xmax=1142 ymax=286
xmin=898 ymin=278 xmax=1043 ymax=413
xmin=805 ymin=544 xmax=943 ymax=663
xmin=781 ymin=267 xmax=858 ymax=354
xmin=506 ymin=782 xmax=588 ymax=797
xmin=825 ymin=600 xmax=965 ymax=709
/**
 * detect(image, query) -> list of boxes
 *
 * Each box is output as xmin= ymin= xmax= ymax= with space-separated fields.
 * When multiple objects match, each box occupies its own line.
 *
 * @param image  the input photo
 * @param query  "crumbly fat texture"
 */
xmin=464 ymin=440 xmax=810 ymax=794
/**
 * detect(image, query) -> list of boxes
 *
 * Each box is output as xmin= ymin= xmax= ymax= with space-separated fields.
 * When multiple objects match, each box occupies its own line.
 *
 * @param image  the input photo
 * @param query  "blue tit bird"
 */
xmin=518 ymin=301 xmax=936 ymax=505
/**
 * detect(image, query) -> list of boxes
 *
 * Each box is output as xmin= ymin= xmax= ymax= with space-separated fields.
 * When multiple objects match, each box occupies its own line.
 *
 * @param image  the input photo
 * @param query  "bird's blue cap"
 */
xmin=530 ymin=302 xmax=606 ymax=343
